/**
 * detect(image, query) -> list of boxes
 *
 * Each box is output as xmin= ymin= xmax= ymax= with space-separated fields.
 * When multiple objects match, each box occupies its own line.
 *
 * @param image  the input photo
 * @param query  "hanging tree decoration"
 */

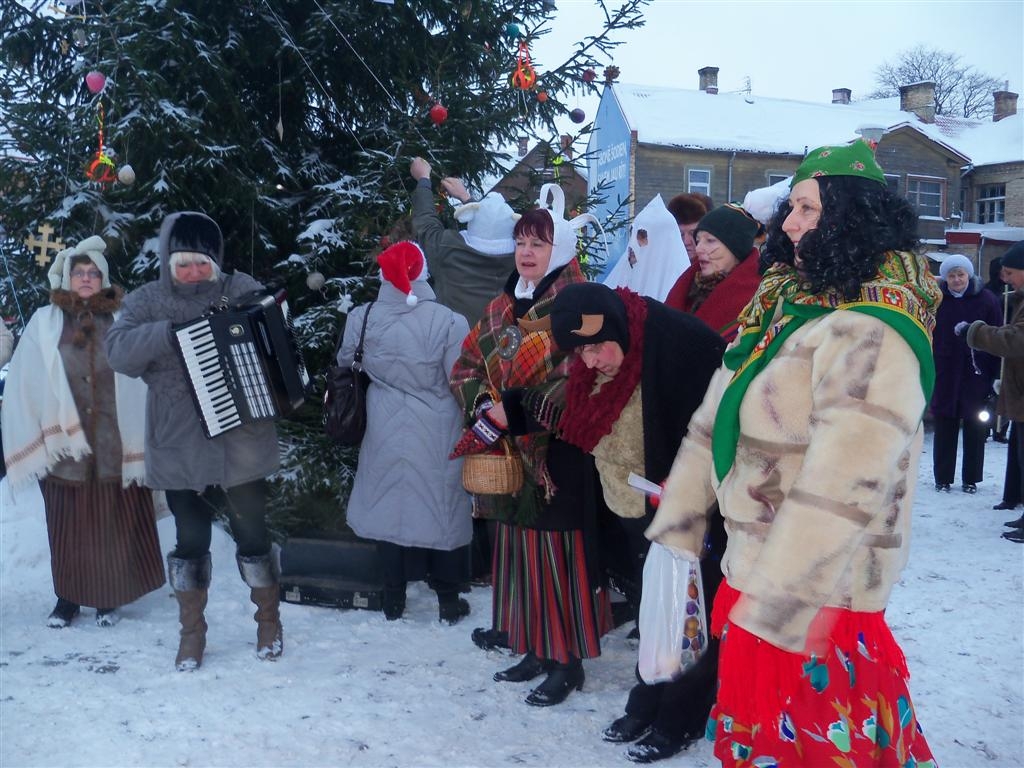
xmin=429 ymin=102 xmax=448 ymax=126
xmin=85 ymin=101 xmax=117 ymax=184
xmin=510 ymin=40 xmax=537 ymax=91
xmin=85 ymin=70 xmax=106 ymax=94
xmin=24 ymin=223 xmax=66 ymax=269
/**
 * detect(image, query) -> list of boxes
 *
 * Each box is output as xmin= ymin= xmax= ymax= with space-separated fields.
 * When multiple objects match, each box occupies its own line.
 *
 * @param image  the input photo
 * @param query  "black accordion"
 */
xmin=172 ymin=291 xmax=310 ymax=438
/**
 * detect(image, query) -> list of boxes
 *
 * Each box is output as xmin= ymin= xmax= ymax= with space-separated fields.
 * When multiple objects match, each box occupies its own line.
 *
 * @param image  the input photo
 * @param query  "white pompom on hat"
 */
xmin=48 ymin=235 xmax=110 ymax=290
xmin=377 ymin=240 xmax=428 ymax=306
xmin=939 ymin=254 xmax=974 ymax=280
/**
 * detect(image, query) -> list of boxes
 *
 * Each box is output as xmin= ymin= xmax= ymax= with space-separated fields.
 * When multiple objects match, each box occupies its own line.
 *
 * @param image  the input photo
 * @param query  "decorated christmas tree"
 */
xmin=0 ymin=0 xmax=647 ymax=536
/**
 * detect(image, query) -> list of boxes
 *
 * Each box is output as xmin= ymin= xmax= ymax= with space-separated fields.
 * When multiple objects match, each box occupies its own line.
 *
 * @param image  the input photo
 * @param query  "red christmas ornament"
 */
xmin=569 ymin=108 xmax=586 ymax=124
xmin=536 ymin=90 xmax=548 ymax=103
xmin=582 ymin=68 xmax=596 ymax=84
xmin=510 ymin=40 xmax=537 ymax=90
xmin=429 ymin=103 xmax=448 ymax=126
xmin=85 ymin=70 xmax=106 ymax=94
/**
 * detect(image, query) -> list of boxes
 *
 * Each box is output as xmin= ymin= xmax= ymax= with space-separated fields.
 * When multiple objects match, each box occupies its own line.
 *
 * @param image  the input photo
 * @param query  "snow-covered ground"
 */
xmin=1 ymin=431 xmax=1022 ymax=768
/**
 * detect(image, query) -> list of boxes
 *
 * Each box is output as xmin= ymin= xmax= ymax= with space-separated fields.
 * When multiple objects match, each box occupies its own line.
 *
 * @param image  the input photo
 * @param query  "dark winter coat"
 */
xmin=411 ymin=181 xmax=516 ymax=326
xmin=105 ymin=219 xmax=279 ymax=492
xmin=967 ymin=286 xmax=1024 ymax=422
xmin=931 ymin=277 xmax=1001 ymax=419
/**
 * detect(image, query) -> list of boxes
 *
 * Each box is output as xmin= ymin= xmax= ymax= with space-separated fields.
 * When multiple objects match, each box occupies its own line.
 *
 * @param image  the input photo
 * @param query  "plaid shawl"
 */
xmin=451 ymin=260 xmax=585 ymax=509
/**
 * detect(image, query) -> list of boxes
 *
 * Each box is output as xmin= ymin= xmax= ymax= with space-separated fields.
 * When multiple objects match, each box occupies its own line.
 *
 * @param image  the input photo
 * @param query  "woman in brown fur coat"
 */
xmin=2 ymin=236 xmax=164 ymax=629
xmin=647 ymin=140 xmax=939 ymax=767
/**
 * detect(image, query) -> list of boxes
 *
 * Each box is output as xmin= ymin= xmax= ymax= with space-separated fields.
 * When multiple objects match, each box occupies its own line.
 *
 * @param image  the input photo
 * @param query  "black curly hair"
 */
xmin=762 ymin=176 xmax=919 ymax=300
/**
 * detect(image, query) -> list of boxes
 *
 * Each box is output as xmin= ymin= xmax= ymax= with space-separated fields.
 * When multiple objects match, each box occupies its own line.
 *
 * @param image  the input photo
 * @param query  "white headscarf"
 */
xmin=515 ymin=183 xmax=602 ymax=299
xmin=47 ymin=235 xmax=110 ymax=290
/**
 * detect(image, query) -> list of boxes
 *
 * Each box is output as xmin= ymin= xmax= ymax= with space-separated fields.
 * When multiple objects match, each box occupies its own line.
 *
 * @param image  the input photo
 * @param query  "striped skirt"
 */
xmin=491 ymin=521 xmax=613 ymax=664
xmin=42 ymin=478 xmax=166 ymax=608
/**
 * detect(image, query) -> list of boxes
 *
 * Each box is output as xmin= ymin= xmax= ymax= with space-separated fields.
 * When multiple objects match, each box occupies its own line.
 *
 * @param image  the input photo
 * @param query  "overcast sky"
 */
xmin=535 ymin=0 xmax=1023 ymax=105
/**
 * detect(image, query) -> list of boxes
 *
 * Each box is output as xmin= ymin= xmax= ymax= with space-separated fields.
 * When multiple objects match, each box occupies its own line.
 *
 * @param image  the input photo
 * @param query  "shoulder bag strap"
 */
xmin=331 ymin=302 xmax=375 ymax=370
xmin=352 ymin=301 xmax=374 ymax=369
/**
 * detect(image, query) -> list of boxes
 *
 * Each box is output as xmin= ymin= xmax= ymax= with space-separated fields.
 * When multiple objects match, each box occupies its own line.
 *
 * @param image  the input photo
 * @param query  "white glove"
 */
xmin=994 ymin=379 xmax=1002 ymax=395
xmin=954 ymin=321 xmax=970 ymax=336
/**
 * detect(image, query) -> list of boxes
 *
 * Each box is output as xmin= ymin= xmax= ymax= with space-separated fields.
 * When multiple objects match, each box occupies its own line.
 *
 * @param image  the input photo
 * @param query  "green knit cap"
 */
xmin=791 ymin=139 xmax=886 ymax=188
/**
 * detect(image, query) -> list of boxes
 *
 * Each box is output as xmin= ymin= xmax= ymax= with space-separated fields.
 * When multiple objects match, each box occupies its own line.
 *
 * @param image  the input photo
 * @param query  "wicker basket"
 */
xmin=461 ymin=439 xmax=524 ymax=495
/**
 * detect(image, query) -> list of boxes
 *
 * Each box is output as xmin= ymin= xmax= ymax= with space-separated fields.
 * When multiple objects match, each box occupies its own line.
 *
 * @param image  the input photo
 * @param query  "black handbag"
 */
xmin=323 ymin=303 xmax=374 ymax=445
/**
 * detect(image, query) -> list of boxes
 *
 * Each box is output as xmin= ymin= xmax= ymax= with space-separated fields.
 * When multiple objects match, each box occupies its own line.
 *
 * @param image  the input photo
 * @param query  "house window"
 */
xmin=977 ymin=184 xmax=1006 ymax=224
xmin=687 ymin=167 xmax=711 ymax=197
xmin=767 ymin=172 xmax=789 ymax=186
xmin=884 ymin=174 xmax=901 ymax=195
xmin=907 ymin=176 xmax=944 ymax=218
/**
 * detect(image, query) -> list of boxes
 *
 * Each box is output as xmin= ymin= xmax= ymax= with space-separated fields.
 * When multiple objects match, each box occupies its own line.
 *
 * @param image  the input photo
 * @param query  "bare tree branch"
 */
xmin=869 ymin=44 xmax=1002 ymax=118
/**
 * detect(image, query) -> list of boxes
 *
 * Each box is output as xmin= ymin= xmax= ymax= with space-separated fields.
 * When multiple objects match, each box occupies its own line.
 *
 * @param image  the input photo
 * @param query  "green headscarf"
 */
xmin=791 ymin=138 xmax=886 ymax=188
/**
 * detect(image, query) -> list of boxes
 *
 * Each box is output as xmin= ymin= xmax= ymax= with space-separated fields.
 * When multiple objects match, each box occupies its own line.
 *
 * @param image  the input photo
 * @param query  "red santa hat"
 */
xmin=377 ymin=240 xmax=427 ymax=306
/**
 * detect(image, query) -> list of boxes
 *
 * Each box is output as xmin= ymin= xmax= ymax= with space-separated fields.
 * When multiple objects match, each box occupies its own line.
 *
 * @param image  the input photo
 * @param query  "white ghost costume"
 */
xmin=603 ymin=195 xmax=688 ymax=302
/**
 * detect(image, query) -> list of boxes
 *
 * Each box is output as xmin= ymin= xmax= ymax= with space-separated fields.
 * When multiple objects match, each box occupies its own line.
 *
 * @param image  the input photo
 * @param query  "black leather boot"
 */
xmin=525 ymin=658 xmax=584 ymax=706
xmin=47 ymin=597 xmax=80 ymax=628
xmin=494 ymin=651 xmax=550 ymax=682
xmin=626 ymin=728 xmax=689 ymax=763
xmin=602 ymin=713 xmax=653 ymax=743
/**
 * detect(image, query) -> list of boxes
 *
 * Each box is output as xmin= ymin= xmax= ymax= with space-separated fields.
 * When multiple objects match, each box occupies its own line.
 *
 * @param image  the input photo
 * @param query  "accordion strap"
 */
xmin=333 ymin=302 xmax=375 ymax=372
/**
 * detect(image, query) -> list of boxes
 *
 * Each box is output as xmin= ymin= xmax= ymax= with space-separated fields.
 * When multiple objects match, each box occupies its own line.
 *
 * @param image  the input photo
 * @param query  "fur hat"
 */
xmin=377 ymin=240 xmax=428 ymax=306
xmin=162 ymin=211 xmax=224 ymax=264
xmin=939 ymin=254 xmax=974 ymax=280
xmin=48 ymin=235 xmax=110 ymax=290
xmin=695 ymin=204 xmax=760 ymax=262
xmin=454 ymin=192 xmax=520 ymax=256
xmin=665 ymin=193 xmax=709 ymax=226
xmin=551 ymin=283 xmax=630 ymax=354
xmin=1001 ymin=241 xmax=1024 ymax=271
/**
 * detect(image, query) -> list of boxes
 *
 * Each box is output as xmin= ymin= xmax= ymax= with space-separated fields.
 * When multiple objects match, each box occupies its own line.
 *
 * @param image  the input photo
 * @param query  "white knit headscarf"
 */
xmin=48 ymin=235 xmax=111 ymax=290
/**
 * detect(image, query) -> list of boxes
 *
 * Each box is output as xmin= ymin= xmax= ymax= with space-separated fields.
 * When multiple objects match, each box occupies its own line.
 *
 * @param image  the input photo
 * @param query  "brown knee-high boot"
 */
xmin=167 ymin=553 xmax=211 ymax=672
xmin=237 ymin=553 xmax=283 ymax=660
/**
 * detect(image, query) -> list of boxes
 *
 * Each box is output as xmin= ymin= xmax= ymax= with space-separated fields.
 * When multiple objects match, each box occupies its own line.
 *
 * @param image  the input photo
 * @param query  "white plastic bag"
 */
xmin=637 ymin=542 xmax=707 ymax=684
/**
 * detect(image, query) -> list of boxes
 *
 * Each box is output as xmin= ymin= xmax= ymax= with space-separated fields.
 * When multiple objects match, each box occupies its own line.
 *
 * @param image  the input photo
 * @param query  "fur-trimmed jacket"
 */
xmin=647 ymin=254 xmax=939 ymax=653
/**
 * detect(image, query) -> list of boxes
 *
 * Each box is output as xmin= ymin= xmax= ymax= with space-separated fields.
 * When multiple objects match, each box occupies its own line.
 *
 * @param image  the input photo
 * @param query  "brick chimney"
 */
xmin=831 ymin=88 xmax=851 ymax=105
xmin=899 ymin=81 xmax=936 ymax=123
xmin=993 ymin=90 xmax=1019 ymax=122
xmin=698 ymin=66 xmax=719 ymax=95
xmin=559 ymin=134 xmax=573 ymax=159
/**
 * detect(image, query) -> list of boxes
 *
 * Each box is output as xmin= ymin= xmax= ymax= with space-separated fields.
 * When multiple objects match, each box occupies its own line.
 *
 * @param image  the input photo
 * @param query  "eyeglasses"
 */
xmin=70 ymin=269 xmax=103 ymax=280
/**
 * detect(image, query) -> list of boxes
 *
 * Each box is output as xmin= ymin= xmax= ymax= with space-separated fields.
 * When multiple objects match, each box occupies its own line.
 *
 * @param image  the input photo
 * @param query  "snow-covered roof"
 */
xmin=953 ymin=114 xmax=1024 ymax=168
xmin=605 ymin=83 xmax=1012 ymax=165
xmin=952 ymin=222 xmax=1024 ymax=241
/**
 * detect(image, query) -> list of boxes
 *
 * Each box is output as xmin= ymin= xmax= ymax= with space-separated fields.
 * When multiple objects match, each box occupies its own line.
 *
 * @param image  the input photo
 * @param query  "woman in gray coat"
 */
xmin=105 ymin=211 xmax=282 ymax=671
xmin=340 ymin=240 xmax=472 ymax=622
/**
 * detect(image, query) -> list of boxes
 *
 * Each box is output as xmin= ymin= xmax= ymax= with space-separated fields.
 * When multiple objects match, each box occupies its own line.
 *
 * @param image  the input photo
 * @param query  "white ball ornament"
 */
xmin=117 ymin=164 xmax=136 ymax=185
xmin=305 ymin=271 xmax=325 ymax=291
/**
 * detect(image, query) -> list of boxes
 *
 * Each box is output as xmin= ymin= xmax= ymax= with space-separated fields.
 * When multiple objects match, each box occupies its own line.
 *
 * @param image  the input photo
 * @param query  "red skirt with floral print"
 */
xmin=707 ymin=581 xmax=937 ymax=768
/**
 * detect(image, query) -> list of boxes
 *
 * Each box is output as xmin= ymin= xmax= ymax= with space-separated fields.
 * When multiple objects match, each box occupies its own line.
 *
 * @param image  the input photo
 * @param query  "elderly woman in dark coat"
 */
xmin=3 ymin=236 xmax=163 ymax=629
xmin=106 ymin=212 xmax=282 ymax=671
xmin=931 ymin=254 xmax=1001 ymax=493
